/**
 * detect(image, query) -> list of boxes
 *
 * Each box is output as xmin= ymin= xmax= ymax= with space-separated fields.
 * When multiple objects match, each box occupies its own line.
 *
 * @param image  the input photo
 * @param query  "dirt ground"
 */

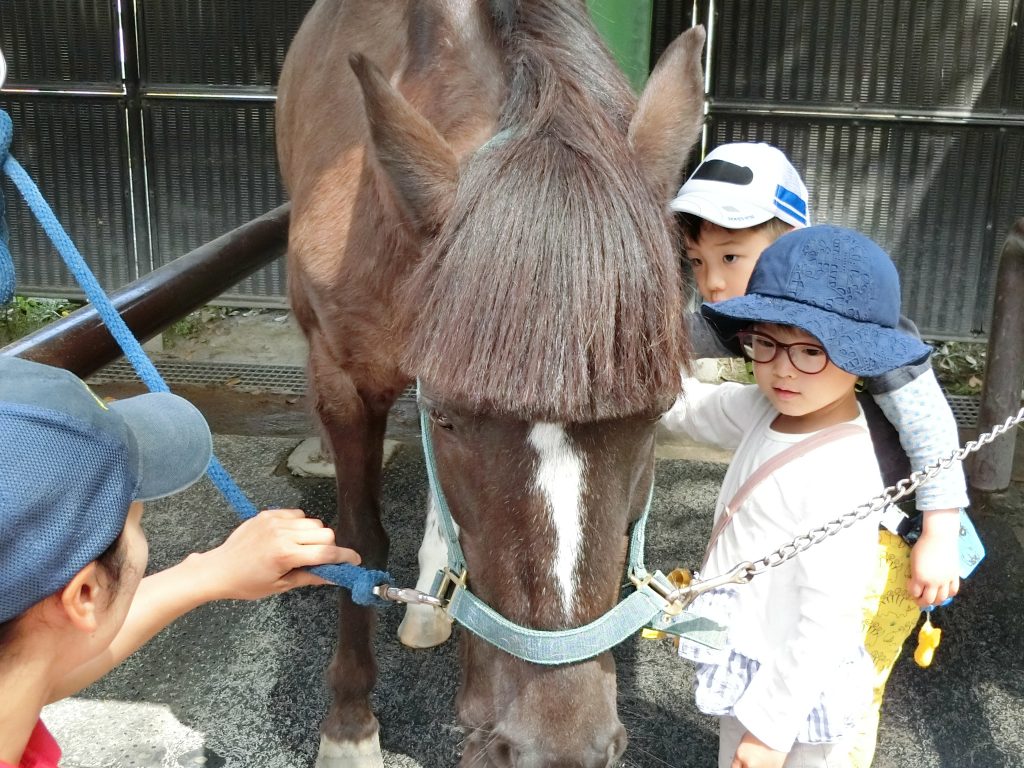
xmin=158 ymin=308 xmax=308 ymax=367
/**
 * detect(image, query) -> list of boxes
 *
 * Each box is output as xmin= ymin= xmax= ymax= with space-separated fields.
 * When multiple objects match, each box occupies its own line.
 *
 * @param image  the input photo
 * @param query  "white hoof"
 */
xmin=397 ymin=490 xmax=456 ymax=649
xmin=315 ymin=733 xmax=385 ymax=768
xmin=287 ymin=437 xmax=336 ymax=478
xmin=397 ymin=603 xmax=453 ymax=648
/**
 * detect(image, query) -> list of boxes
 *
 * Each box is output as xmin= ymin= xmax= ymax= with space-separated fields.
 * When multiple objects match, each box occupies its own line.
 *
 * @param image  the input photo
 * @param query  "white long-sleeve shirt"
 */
xmin=662 ymin=379 xmax=882 ymax=751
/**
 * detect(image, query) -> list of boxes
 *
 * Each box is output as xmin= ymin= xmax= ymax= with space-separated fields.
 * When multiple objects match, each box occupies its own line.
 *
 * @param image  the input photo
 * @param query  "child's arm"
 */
xmin=732 ymin=444 xmax=879 ymax=754
xmin=908 ymin=507 xmax=961 ymax=606
xmin=868 ymin=366 xmax=966 ymax=605
xmin=50 ymin=509 xmax=359 ymax=700
xmin=660 ymin=377 xmax=764 ymax=451
xmin=733 ymin=534 xmax=875 ymax=754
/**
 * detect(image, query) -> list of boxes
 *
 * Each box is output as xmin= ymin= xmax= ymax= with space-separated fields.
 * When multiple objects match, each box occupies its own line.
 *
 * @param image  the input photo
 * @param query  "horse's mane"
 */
xmin=401 ymin=0 xmax=689 ymax=421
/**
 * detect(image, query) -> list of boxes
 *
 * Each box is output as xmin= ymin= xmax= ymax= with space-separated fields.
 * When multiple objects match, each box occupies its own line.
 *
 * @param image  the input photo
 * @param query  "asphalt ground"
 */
xmin=42 ymin=434 xmax=1024 ymax=768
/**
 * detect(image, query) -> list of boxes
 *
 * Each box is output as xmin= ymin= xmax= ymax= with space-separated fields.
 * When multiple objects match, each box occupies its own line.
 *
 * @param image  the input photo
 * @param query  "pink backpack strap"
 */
xmin=700 ymin=422 xmax=867 ymax=571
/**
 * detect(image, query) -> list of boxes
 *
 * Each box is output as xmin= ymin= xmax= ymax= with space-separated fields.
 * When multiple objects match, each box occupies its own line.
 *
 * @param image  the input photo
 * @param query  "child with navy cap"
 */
xmin=0 ymin=356 xmax=360 ymax=768
xmin=662 ymin=225 xmax=931 ymax=767
xmin=669 ymin=143 xmax=968 ymax=767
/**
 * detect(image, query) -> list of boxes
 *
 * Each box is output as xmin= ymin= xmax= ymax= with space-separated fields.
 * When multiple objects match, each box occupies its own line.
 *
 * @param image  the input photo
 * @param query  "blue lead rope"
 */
xmin=0 ymin=112 xmax=17 ymax=304
xmin=0 ymin=109 xmax=389 ymax=604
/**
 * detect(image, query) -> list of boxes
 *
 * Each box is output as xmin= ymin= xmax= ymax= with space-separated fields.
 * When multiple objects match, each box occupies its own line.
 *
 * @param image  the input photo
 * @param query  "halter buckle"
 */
xmin=433 ymin=567 xmax=468 ymax=612
xmin=630 ymin=570 xmax=690 ymax=616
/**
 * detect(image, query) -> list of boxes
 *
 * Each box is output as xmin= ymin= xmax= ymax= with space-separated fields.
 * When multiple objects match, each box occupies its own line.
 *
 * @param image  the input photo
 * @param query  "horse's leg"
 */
xmin=397 ymin=491 xmax=455 ymax=648
xmin=309 ymin=340 xmax=390 ymax=768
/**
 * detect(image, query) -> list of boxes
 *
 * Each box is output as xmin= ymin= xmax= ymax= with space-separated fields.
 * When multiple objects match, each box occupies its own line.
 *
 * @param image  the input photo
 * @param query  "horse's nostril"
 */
xmin=605 ymin=725 xmax=628 ymax=767
xmin=488 ymin=737 xmax=517 ymax=768
xmin=486 ymin=721 xmax=625 ymax=767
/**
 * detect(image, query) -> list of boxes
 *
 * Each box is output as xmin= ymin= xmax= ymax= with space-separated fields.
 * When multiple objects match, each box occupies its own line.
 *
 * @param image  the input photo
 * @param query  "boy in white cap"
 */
xmin=0 ymin=356 xmax=360 ymax=768
xmin=667 ymin=143 xmax=970 ymax=766
xmin=671 ymin=142 xmax=809 ymax=303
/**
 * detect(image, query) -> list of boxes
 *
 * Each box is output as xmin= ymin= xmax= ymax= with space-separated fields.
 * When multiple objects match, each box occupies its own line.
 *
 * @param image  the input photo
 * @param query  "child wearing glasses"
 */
xmin=661 ymin=225 xmax=933 ymax=767
xmin=668 ymin=143 xmax=967 ymax=767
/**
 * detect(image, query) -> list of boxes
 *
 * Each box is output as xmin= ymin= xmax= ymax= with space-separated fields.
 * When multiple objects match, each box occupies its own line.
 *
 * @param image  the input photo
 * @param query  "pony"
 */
xmin=276 ymin=2 xmax=705 ymax=765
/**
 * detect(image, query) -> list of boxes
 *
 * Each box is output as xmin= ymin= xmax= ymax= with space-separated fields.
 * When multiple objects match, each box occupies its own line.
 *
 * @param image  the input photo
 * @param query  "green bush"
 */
xmin=932 ymin=341 xmax=987 ymax=396
xmin=0 ymin=296 xmax=83 ymax=345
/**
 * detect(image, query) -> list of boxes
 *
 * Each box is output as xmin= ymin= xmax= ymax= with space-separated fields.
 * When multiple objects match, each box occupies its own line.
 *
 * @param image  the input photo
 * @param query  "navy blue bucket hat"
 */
xmin=701 ymin=225 xmax=931 ymax=377
xmin=0 ymin=357 xmax=212 ymax=623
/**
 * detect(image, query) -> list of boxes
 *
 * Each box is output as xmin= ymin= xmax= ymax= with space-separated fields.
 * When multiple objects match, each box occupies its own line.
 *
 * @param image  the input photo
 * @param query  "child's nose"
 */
xmin=705 ymin=268 xmax=726 ymax=297
xmin=772 ymin=350 xmax=798 ymax=376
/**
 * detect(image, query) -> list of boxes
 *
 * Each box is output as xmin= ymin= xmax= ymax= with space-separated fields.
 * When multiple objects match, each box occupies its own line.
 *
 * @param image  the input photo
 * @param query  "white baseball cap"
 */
xmin=669 ymin=142 xmax=809 ymax=229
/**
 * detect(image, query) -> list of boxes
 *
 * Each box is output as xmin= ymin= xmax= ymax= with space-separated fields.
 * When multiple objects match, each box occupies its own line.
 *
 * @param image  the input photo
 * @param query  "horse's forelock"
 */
xmin=397 ymin=2 xmax=689 ymax=421
xmin=400 ymin=126 xmax=687 ymax=420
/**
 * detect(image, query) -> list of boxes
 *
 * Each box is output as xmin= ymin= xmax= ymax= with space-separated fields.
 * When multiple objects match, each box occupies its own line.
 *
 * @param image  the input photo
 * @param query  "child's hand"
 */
xmin=193 ymin=509 xmax=361 ymax=601
xmin=731 ymin=731 xmax=787 ymax=768
xmin=908 ymin=508 xmax=960 ymax=607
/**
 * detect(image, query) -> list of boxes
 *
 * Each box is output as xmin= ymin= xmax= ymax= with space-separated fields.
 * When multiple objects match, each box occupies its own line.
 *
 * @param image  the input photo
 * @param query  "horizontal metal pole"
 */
xmin=969 ymin=217 xmax=1024 ymax=493
xmin=1 ymin=203 xmax=290 ymax=378
xmin=143 ymin=87 xmax=278 ymax=102
xmin=709 ymin=100 xmax=1024 ymax=129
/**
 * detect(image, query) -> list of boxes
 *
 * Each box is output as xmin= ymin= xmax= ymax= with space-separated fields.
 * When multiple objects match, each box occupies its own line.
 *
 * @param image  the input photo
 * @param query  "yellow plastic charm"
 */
xmin=667 ymin=567 xmax=693 ymax=589
xmin=913 ymin=614 xmax=942 ymax=668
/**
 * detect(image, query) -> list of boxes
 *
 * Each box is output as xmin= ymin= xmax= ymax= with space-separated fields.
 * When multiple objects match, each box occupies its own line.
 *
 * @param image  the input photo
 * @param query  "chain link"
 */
xmin=739 ymin=406 xmax=1024 ymax=580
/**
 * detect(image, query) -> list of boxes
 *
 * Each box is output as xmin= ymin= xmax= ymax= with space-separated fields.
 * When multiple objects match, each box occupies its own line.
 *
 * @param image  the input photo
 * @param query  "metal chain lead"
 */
xmin=732 ymin=406 xmax=1024 ymax=582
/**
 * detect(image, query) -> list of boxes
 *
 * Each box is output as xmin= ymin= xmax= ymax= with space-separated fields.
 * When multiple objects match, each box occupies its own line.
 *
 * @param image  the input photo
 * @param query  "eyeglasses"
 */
xmin=737 ymin=330 xmax=831 ymax=375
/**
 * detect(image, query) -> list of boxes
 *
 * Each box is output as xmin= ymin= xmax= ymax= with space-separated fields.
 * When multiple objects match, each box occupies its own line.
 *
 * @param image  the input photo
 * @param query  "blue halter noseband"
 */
xmin=415 ymin=380 xmax=706 ymax=665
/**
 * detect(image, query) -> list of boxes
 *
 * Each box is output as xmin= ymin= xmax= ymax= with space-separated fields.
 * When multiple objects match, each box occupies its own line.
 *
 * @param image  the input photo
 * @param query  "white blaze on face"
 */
xmin=449 ymin=0 xmax=476 ymax=26
xmin=528 ymin=422 xmax=586 ymax=617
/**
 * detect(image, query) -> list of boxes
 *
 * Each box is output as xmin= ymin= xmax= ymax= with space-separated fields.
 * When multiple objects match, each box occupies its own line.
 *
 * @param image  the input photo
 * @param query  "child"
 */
xmin=669 ymin=143 xmax=967 ymax=766
xmin=662 ymin=224 xmax=933 ymax=767
xmin=0 ymin=356 xmax=361 ymax=768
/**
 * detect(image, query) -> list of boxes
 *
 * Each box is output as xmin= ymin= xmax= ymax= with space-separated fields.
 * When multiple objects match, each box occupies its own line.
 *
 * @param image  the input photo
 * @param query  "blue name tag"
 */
xmin=958 ymin=508 xmax=985 ymax=579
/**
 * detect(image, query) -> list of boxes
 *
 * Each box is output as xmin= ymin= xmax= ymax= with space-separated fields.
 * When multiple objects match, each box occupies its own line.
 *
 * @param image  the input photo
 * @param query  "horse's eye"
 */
xmin=430 ymin=410 xmax=454 ymax=431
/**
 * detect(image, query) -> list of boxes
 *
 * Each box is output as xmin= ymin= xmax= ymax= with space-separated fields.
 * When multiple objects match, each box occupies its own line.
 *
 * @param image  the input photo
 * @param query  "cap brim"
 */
xmin=668 ymin=190 xmax=776 ymax=229
xmin=109 ymin=393 xmax=212 ymax=500
xmin=702 ymin=295 xmax=932 ymax=378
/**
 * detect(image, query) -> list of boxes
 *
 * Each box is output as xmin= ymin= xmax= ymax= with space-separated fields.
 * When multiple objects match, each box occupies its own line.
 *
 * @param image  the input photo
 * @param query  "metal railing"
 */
xmin=0 ymin=203 xmax=289 ymax=378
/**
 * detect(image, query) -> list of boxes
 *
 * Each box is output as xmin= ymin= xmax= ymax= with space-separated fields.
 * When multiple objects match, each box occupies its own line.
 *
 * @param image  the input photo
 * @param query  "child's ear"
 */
xmin=58 ymin=562 xmax=105 ymax=633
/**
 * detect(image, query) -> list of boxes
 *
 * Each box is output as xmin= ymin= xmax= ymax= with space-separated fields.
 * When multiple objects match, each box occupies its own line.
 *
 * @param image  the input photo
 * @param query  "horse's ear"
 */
xmin=627 ymin=26 xmax=706 ymax=202
xmin=349 ymin=53 xmax=459 ymax=238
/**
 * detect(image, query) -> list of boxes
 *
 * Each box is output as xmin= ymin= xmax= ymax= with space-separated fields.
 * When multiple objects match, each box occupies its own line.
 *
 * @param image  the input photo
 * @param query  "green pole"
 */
xmin=587 ymin=0 xmax=653 ymax=92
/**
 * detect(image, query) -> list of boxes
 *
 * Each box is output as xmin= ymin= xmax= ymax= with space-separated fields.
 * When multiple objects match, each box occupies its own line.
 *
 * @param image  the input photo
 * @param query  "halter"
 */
xmin=413 ymin=380 xmax=705 ymax=665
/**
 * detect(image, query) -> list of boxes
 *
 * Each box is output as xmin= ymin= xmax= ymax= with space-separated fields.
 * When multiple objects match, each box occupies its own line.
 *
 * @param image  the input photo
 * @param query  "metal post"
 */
xmin=0 ymin=203 xmax=289 ymax=378
xmin=969 ymin=217 xmax=1024 ymax=493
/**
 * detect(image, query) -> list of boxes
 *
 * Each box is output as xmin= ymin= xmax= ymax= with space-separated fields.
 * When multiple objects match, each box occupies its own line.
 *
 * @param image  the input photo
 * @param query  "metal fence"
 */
xmin=2 ymin=1 xmax=1022 ymax=338
xmin=653 ymin=0 xmax=1024 ymax=340
xmin=0 ymin=0 xmax=312 ymax=305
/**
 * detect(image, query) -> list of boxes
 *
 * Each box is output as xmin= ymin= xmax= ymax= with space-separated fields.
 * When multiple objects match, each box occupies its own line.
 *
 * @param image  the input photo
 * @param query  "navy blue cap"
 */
xmin=701 ymin=225 xmax=931 ymax=377
xmin=0 ymin=357 xmax=212 ymax=622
